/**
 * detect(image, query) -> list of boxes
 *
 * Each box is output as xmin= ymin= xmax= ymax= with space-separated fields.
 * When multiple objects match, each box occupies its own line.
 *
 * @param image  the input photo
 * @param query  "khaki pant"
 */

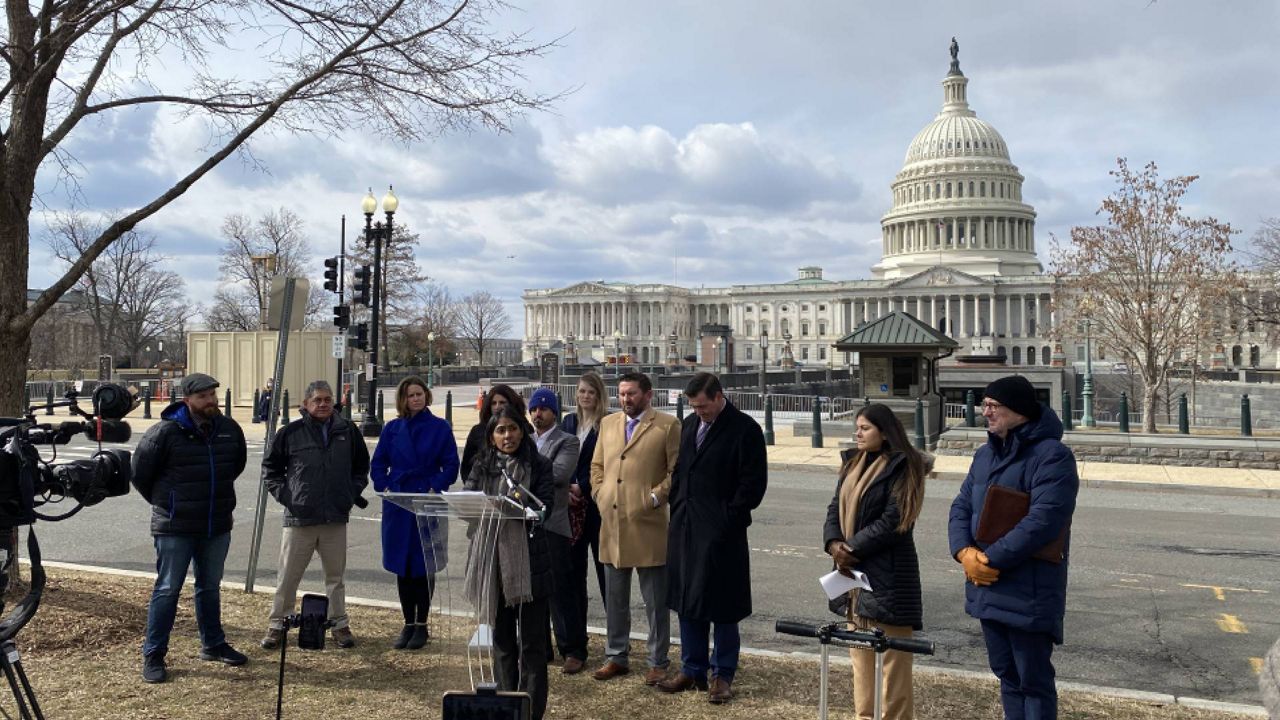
xmin=849 ymin=612 xmax=914 ymax=720
xmin=269 ymin=523 xmax=349 ymax=630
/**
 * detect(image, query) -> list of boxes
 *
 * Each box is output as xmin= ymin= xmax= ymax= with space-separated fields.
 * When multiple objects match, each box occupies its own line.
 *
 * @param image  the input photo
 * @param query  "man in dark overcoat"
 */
xmin=659 ymin=372 xmax=768 ymax=704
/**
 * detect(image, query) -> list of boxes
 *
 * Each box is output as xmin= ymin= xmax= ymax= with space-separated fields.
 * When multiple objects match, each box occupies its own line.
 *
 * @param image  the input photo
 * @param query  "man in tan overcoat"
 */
xmin=590 ymin=371 xmax=681 ymax=685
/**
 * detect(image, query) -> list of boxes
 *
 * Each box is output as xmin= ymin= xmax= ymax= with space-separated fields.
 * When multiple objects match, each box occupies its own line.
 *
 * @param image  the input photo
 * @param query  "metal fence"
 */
xmin=498 ymin=381 xmax=861 ymax=420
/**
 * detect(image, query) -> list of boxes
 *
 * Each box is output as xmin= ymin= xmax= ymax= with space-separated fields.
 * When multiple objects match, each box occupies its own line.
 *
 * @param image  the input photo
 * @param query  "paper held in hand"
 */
xmin=820 ymin=569 xmax=872 ymax=600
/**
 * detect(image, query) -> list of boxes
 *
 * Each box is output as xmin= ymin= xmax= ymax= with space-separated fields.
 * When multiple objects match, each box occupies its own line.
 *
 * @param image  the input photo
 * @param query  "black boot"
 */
xmin=406 ymin=623 xmax=428 ymax=650
xmin=393 ymin=624 xmax=414 ymax=650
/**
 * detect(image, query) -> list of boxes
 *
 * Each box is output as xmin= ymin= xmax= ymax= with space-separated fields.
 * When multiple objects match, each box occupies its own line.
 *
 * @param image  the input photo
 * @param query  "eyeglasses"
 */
xmin=980 ymin=401 xmax=1005 ymax=413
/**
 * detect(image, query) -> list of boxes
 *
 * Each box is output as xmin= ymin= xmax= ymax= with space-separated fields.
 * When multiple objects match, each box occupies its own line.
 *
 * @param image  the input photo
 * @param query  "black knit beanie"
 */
xmin=983 ymin=375 xmax=1042 ymax=421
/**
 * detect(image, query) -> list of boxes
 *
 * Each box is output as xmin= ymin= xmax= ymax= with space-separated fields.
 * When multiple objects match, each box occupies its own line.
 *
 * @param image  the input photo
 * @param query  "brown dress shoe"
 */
xmin=592 ymin=661 xmax=629 ymax=681
xmin=656 ymin=672 xmax=708 ymax=693
xmin=708 ymin=676 xmax=734 ymax=704
xmin=644 ymin=667 xmax=668 ymax=686
xmin=562 ymin=657 xmax=586 ymax=675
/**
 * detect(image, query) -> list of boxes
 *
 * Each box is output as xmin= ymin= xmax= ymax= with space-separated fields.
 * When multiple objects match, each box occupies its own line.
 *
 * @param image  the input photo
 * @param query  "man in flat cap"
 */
xmin=132 ymin=373 xmax=249 ymax=684
xmin=948 ymin=374 xmax=1079 ymax=720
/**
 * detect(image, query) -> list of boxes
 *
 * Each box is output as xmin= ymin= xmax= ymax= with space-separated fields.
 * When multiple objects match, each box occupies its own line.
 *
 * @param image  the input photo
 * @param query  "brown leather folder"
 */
xmin=975 ymin=484 xmax=1068 ymax=564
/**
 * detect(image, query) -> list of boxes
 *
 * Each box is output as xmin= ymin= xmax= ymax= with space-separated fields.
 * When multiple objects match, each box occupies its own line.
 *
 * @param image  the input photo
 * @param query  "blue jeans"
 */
xmin=677 ymin=617 xmax=740 ymax=682
xmin=981 ymin=619 xmax=1057 ymax=720
xmin=142 ymin=532 xmax=231 ymax=658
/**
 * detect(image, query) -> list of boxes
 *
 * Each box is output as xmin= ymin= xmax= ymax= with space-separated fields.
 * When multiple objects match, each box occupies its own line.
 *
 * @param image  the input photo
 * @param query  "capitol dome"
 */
xmin=872 ymin=42 xmax=1041 ymax=280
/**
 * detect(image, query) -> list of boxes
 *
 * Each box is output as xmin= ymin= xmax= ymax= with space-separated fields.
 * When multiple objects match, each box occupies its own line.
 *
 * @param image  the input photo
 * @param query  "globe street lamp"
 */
xmin=1082 ymin=318 xmax=1095 ymax=427
xmin=758 ymin=329 xmax=769 ymax=396
xmin=360 ymin=186 xmax=397 ymax=437
xmin=713 ymin=336 xmax=722 ymax=374
xmin=427 ymin=331 xmax=436 ymax=389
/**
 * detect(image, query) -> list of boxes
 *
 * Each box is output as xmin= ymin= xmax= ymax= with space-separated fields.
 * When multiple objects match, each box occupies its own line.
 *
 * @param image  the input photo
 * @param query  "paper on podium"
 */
xmin=820 ymin=569 xmax=872 ymax=600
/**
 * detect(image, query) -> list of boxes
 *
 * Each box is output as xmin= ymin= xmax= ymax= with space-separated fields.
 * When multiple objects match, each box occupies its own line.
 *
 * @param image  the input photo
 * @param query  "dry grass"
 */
xmin=3 ymin=567 xmax=1259 ymax=719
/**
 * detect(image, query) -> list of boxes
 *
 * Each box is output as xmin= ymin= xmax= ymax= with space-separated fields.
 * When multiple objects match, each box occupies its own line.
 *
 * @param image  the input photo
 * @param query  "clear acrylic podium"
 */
xmin=381 ymin=490 xmax=535 ymax=692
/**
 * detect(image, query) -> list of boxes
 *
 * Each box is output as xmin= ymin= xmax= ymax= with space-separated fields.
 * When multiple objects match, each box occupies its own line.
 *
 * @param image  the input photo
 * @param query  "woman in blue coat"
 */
xmin=371 ymin=376 xmax=459 ymax=649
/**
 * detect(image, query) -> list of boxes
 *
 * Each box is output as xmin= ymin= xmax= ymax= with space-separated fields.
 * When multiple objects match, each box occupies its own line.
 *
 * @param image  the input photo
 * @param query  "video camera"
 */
xmin=0 ymin=382 xmax=137 ymax=527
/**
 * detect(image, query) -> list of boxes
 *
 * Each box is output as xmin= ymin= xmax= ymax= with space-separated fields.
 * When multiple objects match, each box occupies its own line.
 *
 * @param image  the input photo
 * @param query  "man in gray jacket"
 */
xmin=528 ymin=388 xmax=585 ymax=673
xmin=260 ymin=380 xmax=370 ymax=649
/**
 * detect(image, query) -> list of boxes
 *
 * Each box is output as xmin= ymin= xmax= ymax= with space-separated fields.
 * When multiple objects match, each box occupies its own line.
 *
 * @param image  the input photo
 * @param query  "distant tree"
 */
xmin=205 ymin=209 xmax=325 ymax=331
xmin=392 ymin=282 xmax=458 ymax=367
xmin=48 ymin=214 xmax=196 ymax=364
xmin=454 ymin=292 xmax=511 ymax=366
xmin=1238 ymin=217 xmax=1280 ymax=343
xmin=1051 ymin=159 xmax=1239 ymax=433
xmin=0 ymin=0 xmax=557 ymax=412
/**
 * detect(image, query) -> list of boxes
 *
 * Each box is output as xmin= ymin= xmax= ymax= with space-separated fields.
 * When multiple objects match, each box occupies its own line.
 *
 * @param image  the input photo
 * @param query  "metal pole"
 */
xmin=675 ymin=394 xmax=684 ymax=421
xmin=445 ymin=390 xmax=453 ymax=427
xmin=336 ymin=215 xmax=346 ymax=413
xmin=914 ymin=396 xmax=926 ymax=449
xmin=143 ymin=387 xmax=152 ymax=420
xmin=873 ymin=650 xmax=885 ymax=720
xmin=1082 ymin=319 xmax=1096 ymax=427
xmin=818 ymin=642 xmax=829 ymax=720
xmin=362 ymin=213 xmax=385 ymax=437
xmin=964 ymin=389 xmax=975 ymax=428
xmin=1178 ymin=393 xmax=1189 ymax=434
xmin=1119 ymin=391 xmax=1130 ymax=433
xmin=246 ymin=277 xmax=297 ymax=593
xmin=763 ymin=394 xmax=775 ymax=446
xmin=1061 ymin=390 xmax=1073 ymax=431
xmin=1241 ymin=394 xmax=1252 ymax=437
xmin=252 ymin=388 xmax=261 ymax=422
xmin=811 ymin=395 xmax=823 ymax=448
xmin=427 ymin=340 xmax=433 ymax=390
xmin=224 ymin=388 xmax=232 ymax=421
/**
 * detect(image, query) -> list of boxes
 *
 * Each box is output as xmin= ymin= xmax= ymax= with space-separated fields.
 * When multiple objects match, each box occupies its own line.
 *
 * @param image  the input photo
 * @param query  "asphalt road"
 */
xmin=21 ymin=433 xmax=1280 ymax=705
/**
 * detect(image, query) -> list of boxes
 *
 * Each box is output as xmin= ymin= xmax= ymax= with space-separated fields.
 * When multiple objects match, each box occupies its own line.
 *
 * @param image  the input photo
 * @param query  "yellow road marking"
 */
xmin=1182 ymin=583 xmax=1269 ymax=601
xmin=1215 ymin=614 xmax=1248 ymax=634
xmin=1110 ymin=584 xmax=1165 ymax=593
xmin=1251 ymin=657 xmax=1264 ymax=675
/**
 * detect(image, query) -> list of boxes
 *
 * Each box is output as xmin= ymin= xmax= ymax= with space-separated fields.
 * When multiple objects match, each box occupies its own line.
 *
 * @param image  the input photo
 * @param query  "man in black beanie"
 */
xmin=947 ymin=375 xmax=1079 ymax=720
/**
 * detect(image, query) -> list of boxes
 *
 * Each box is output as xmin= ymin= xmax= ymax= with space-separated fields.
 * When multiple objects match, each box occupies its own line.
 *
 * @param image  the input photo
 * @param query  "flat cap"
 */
xmin=180 ymin=373 xmax=220 ymax=396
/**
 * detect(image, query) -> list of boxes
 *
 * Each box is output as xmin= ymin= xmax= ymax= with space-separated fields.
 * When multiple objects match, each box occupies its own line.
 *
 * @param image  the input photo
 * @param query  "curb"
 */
xmin=25 ymin=560 xmax=1270 ymax=717
xmin=765 ymin=463 xmax=1280 ymax=499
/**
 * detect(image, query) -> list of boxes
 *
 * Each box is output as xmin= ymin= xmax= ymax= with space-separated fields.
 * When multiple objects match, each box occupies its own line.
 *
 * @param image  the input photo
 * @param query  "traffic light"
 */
xmin=348 ymin=323 xmax=369 ymax=351
xmin=323 ymin=257 xmax=340 ymax=293
xmin=352 ymin=265 xmax=371 ymax=306
xmin=332 ymin=304 xmax=350 ymax=329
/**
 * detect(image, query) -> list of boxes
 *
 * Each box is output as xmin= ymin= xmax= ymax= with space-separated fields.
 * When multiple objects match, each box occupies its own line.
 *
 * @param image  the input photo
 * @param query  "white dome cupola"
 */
xmin=873 ymin=39 xmax=1041 ymax=279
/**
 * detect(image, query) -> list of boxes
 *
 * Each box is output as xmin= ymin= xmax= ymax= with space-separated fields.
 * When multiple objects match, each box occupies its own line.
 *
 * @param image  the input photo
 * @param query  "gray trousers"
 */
xmin=603 ymin=563 xmax=670 ymax=669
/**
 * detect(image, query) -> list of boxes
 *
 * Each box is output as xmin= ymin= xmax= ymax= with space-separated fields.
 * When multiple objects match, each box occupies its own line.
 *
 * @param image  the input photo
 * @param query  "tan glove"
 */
xmin=957 ymin=546 xmax=1000 ymax=586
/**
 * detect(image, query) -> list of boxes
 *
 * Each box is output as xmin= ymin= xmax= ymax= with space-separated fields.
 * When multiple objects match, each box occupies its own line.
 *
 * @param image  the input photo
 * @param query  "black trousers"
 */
xmin=547 ymin=532 xmax=587 ymax=661
xmin=395 ymin=574 xmax=435 ymax=624
xmin=494 ymin=595 xmax=550 ymax=720
xmin=569 ymin=502 xmax=608 ymax=619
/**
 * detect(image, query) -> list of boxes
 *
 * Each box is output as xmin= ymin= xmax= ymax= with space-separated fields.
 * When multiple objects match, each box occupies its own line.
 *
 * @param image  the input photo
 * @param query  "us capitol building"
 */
xmin=522 ymin=46 xmax=1276 ymax=375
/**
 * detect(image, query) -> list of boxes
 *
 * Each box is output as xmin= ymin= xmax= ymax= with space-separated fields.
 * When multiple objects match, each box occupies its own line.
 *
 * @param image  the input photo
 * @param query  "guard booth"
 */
xmin=833 ymin=311 xmax=959 ymax=448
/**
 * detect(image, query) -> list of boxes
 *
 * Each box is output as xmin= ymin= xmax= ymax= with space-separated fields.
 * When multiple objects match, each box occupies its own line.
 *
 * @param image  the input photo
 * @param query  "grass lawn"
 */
xmin=2 ymin=567 xmax=1260 ymax=719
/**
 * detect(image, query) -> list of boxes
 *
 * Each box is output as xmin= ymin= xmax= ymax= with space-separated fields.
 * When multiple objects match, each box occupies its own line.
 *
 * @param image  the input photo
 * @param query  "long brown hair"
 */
xmin=842 ymin=403 xmax=927 ymax=532
xmin=575 ymin=372 xmax=607 ymax=431
xmin=395 ymin=376 xmax=431 ymax=419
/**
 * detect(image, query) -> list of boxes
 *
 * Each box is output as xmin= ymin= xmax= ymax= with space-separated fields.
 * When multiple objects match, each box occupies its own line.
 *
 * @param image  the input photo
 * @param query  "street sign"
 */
xmin=266 ymin=276 xmax=310 ymax=331
xmin=540 ymin=352 xmax=560 ymax=385
xmin=332 ymin=334 xmax=344 ymax=359
xmin=667 ymin=390 xmax=679 ymax=405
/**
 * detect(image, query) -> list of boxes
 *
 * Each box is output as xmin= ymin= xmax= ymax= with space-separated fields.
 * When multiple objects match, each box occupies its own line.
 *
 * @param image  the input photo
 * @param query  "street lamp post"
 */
xmin=713 ymin=337 xmax=722 ymax=374
xmin=759 ymin=329 xmax=769 ymax=396
xmin=427 ymin=331 xmax=435 ymax=389
xmin=360 ymin=186 xmax=398 ymax=437
xmin=613 ymin=330 xmax=623 ymax=377
xmin=1082 ymin=319 xmax=1095 ymax=427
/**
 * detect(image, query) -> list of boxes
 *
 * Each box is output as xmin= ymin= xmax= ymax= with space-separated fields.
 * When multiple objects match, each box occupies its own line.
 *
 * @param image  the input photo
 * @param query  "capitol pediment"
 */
xmin=548 ymin=281 xmax=622 ymax=297
xmin=889 ymin=266 xmax=990 ymax=289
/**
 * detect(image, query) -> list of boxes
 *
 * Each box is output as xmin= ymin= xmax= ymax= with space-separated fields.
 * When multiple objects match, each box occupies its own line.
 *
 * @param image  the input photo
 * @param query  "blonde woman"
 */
xmin=822 ymin=403 xmax=930 ymax=720
xmin=557 ymin=372 xmax=608 ymax=674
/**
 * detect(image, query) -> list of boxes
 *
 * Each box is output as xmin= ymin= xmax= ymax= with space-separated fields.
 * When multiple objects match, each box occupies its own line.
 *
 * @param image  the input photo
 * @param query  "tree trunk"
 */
xmin=1142 ymin=382 xmax=1160 ymax=434
xmin=0 ymin=193 xmax=35 ymax=416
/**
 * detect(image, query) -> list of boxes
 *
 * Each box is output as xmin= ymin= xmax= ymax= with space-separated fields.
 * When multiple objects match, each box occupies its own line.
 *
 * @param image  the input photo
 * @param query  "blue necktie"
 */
xmin=696 ymin=421 xmax=710 ymax=449
xmin=625 ymin=417 xmax=639 ymax=443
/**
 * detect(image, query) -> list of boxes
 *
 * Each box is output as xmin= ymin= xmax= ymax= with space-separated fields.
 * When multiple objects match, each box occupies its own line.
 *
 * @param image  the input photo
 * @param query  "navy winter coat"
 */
xmin=131 ymin=401 xmax=247 ymax=537
xmin=947 ymin=405 xmax=1079 ymax=644
xmin=370 ymin=410 xmax=459 ymax=577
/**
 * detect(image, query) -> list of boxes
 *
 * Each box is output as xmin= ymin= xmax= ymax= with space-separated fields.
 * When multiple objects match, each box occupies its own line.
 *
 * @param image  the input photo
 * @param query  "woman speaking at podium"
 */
xmin=464 ymin=406 xmax=556 ymax=720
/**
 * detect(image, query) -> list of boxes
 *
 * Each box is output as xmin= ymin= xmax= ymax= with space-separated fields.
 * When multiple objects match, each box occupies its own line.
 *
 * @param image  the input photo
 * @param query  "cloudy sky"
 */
xmin=26 ymin=1 xmax=1280 ymax=331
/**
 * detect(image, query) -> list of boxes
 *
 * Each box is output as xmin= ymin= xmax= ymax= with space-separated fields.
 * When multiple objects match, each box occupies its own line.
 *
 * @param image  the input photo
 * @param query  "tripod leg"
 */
xmin=818 ymin=642 xmax=829 ymax=720
xmin=873 ymin=650 xmax=885 ymax=720
xmin=276 ymin=632 xmax=288 ymax=720
xmin=9 ymin=659 xmax=43 ymax=720
xmin=0 ymin=653 xmax=33 ymax=720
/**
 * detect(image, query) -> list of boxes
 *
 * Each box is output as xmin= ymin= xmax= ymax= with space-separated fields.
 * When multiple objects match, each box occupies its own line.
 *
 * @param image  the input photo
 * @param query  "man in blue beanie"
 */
xmin=948 ymin=375 xmax=1078 ymax=720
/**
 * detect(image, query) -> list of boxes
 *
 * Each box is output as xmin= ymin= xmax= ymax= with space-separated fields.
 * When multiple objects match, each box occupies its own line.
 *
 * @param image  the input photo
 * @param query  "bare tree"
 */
xmin=1237 ymin=217 xmax=1280 ymax=343
xmin=48 ymin=213 xmax=192 ymax=363
xmin=392 ymin=281 xmax=458 ymax=366
xmin=454 ymin=291 xmax=510 ymax=366
xmin=204 ymin=209 xmax=325 ymax=330
xmin=0 ymin=0 xmax=558 ymax=412
xmin=1051 ymin=159 xmax=1240 ymax=433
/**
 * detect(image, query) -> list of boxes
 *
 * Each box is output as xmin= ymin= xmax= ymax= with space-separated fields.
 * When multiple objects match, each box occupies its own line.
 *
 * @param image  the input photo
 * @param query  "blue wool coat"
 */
xmin=947 ymin=405 xmax=1079 ymax=644
xmin=371 ymin=410 xmax=459 ymax=577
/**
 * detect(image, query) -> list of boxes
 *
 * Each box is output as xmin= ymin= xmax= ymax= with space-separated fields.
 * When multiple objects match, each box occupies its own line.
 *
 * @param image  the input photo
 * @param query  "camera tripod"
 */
xmin=0 ymin=529 xmax=47 ymax=720
xmin=273 ymin=594 xmax=333 ymax=720
xmin=775 ymin=618 xmax=936 ymax=720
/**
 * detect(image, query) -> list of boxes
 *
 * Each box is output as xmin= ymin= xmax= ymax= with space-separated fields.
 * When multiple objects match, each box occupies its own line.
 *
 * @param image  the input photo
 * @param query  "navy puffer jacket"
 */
xmin=131 ymin=401 xmax=248 ymax=537
xmin=947 ymin=405 xmax=1079 ymax=644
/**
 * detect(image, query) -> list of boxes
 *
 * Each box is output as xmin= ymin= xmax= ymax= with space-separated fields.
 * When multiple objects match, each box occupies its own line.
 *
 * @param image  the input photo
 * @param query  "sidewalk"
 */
xmin=47 ymin=399 xmax=1280 ymax=498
